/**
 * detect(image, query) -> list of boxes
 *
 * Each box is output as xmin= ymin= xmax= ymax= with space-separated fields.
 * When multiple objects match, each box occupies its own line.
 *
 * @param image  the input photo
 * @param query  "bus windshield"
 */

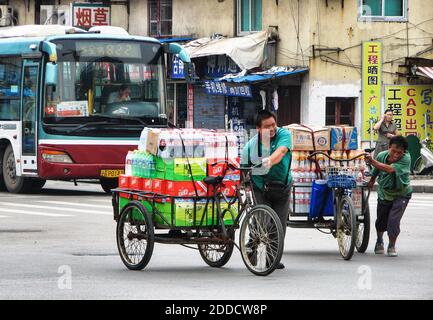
xmin=43 ymin=39 xmax=167 ymax=136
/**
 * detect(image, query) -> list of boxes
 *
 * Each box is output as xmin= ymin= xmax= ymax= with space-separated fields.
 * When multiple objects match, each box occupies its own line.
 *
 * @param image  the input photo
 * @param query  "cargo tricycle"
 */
xmin=287 ymin=151 xmax=371 ymax=261
xmin=112 ymin=160 xmax=285 ymax=276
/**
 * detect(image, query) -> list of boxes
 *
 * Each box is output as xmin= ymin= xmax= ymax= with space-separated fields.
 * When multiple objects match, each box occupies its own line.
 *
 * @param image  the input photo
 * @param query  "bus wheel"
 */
xmin=2 ymin=145 xmax=33 ymax=194
xmin=100 ymin=178 xmax=118 ymax=194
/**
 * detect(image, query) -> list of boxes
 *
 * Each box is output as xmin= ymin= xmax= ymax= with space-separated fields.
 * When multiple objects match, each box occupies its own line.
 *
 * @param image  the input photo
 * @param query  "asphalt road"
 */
xmin=0 ymin=180 xmax=432 ymax=300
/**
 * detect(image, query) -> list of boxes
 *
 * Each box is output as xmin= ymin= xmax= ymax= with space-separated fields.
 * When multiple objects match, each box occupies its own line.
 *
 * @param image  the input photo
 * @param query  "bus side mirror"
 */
xmin=163 ymin=43 xmax=191 ymax=63
xmin=45 ymin=62 xmax=58 ymax=86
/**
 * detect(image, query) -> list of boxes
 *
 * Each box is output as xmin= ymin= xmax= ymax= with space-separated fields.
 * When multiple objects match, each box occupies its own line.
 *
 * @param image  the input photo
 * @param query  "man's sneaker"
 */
xmin=276 ymin=262 xmax=285 ymax=270
xmin=374 ymin=242 xmax=385 ymax=254
xmin=387 ymin=246 xmax=398 ymax=257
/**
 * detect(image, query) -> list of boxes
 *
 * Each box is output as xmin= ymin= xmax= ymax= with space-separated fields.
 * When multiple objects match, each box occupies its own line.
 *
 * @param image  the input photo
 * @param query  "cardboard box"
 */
xmin=284 ymin=124 xmax=330 ymax=151
xmin=207 ymin=157 xmax=240 ymax=179
xmin=207 ymin=180 xmax=239 ymax=197
xmin=328 ymin=126 xmax=358 ymax=150
xmin=165 ymin=180 xmax=209 ymax=197
xmin=154 ymin=199 xmax=210 ymax=227
xmin=118 ymin=175 xmax=130 ymax=189
xmin=152 ymin=179 xmax=166 ymax=194
xmin=129 ymin=176 xmax=143 ymax=190
xmin=146 ymin=129 xmax=161 ymax=155
xmin=209 ymin=198 xmax=239 ymax=226
xmin=155 ymin=157 xmax=207 ymax=181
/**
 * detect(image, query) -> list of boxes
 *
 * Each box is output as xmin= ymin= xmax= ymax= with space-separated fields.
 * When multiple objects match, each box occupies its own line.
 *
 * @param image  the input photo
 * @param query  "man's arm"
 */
xmin=365 ymin=154 xmax=394 ymax=174
xmin=373 ymin=115 xmax=384 ymax=131
xmin=267 ymin=146 xmax=289 ymax=166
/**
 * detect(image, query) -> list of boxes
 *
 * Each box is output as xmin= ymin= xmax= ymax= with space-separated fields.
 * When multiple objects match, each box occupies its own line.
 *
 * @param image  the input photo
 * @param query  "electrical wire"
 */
xmin=288 ymin=0 xmax=306 ymax=66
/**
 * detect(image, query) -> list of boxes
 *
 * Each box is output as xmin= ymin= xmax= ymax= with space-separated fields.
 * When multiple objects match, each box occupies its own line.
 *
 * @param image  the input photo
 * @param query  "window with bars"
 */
xmin=326 ymin=98 xmax=355 ymax=126
xmin=360 ymin=0 xmax=407 ymax=21
xmin=237 ymin=0 xmax=262 ymax=35
xmin=149 ymin=0 xmax=172 ymax=37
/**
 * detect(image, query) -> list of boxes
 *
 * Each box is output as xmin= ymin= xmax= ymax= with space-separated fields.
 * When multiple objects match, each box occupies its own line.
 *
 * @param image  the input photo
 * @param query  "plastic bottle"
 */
xmin=292 ymin=151 xmax=299 ymax=170
xmin=125 ymin=151 xmax=133 ymax=176
xmin=131 ymin=150 xmax=138 ymax=177
xmin=329 ymin=151 xmax=336 ymax=167
xmin=341 ymin=150 xmax=348 ymax=168
xmin=292 ymin=170 xmax=300 ymax=184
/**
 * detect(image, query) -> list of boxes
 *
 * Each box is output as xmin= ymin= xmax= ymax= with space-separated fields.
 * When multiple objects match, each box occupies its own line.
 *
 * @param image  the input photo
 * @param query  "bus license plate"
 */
xmin=100 ymin=170 xmax=124 ymax=178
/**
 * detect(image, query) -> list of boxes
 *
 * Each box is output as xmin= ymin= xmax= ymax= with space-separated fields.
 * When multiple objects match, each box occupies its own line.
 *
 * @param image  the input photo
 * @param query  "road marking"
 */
xmin=37 ymin=200 xmax=111 ymax=209
xmin=86 ymin=198 xmax=112 ymax=204
xmin=0 ymin=215 xmax=9 ymax=218
xmin=0 ymin=202 xmax=111 ymax=216
xmin=0 ymin=208 xmax=73 ymax=217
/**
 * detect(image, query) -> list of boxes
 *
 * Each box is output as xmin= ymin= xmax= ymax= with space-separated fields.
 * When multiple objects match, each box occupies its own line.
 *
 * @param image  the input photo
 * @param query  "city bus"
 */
xmin=0 ymin=25 xmax=191 ymax=193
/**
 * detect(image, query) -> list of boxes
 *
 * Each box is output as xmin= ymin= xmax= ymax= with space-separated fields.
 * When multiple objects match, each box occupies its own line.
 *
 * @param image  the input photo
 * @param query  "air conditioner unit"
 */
xmin=0 ymin=5 xmax=15 ymax=27
xmin=40 ymin=5 xmax=71 ymax=26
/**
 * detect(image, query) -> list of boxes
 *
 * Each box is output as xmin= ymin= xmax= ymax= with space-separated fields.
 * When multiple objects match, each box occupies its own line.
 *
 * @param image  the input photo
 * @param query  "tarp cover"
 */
xmin=183 ymin=31 xmax=268 ymax=71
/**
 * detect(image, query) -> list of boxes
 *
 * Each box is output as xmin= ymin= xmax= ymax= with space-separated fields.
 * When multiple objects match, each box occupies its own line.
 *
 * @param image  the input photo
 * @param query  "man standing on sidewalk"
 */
xmin=241 ymin=110 xmax=292 ymax=269
xmin=366 ymin=135 xmax=412 ymax=257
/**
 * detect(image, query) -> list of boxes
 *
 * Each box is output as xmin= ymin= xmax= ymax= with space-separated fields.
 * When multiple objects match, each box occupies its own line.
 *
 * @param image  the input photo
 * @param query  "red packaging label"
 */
xmin=166 ymin=180 xmax=208 ymax=197
xmin=130 ymin=177 xmax=143 ymax=190
xmin=207 ymin=157 xmax=240 ymax=177
xmin=208 ymin=180 xmax=239 ymax=197
xmin=118 ymin=175 xmax=131 ymax=189
xmin=143 ymin=178 xmax=153 ymax=192
xmin=152 ymin=179 xmax=166 ymax=194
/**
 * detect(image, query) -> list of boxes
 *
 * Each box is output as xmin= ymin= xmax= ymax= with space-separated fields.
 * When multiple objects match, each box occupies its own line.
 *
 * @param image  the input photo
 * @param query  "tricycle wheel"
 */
xmin=337 ymin=195 xmax=357 ymax=260
xmin=239 ymin=205 xmax=284 ymax=276
xmin=356 ymin=191 xmax=371 ymax=253
xmin=116 ymin=200 xmax=154 ymax=270
xmin=198 ymin=229 xmax=235 ymax=268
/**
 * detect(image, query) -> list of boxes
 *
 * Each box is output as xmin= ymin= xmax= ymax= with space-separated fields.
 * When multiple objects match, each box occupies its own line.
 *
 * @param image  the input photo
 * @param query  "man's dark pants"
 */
xmin=253 ymin=185 xmax=290 ymax=235
xmin=376 ymin=194 xmax=411 ymax=240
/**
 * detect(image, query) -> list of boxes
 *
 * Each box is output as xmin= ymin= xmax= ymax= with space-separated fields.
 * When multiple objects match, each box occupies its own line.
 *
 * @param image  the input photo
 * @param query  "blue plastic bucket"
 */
xmin=309 ymin=180 xmax=334 ymax=219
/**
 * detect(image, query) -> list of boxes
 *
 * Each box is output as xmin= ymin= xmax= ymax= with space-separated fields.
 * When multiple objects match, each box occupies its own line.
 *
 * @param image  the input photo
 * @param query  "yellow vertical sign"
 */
xmin=385 ymin=85 xmax=433 ymax=140
xmin=362 ymin=41 xmax=382 ymax=141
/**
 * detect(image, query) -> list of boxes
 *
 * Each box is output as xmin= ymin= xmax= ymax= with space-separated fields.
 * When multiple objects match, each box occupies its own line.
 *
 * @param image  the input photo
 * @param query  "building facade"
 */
xmin=2 ymin=0 xmax=433 ymax=143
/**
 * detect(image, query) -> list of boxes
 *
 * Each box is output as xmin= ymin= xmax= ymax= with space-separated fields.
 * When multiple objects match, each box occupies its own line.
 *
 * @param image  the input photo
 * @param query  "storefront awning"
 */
xmin=418 ymin=67 xmax=433 ymax=80
xmin=217 ymin=66 xmax=309 ymax=83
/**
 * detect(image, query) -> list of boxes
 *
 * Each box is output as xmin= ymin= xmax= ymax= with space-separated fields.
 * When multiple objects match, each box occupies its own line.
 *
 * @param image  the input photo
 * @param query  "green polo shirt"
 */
xmin=371 ymin=150 xmax=412 ymax=201
xmin=241 ymin=127 xmax=292 ymax=191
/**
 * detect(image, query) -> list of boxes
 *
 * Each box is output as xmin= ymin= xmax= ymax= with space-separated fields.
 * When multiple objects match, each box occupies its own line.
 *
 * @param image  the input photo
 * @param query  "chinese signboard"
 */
xmin=204 ymin=81 xmax=252 ymax=98
xmin=362 ymin=41 xmax=382 ymax=141
xmin=72 ymin=3 xmax=110 ymax=29
xmin=204 ymin=56 xmax=240 ymax=78
xmin=187 ymin=84 xmax=194 ymax=128
xmin=171 ymin=55 xmax=185 ymax=79
xmin=385 ymin=85 xmax=433 ymax=139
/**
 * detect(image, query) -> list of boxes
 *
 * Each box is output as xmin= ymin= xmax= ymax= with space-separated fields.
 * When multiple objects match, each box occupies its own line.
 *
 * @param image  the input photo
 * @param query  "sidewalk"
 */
xmin=372 ymin=176 xmax=433 ymax=193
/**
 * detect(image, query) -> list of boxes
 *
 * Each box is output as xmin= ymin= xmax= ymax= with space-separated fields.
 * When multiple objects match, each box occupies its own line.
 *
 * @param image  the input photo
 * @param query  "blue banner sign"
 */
xmin=171 ymin=55 xmax=185 ymax=79
xmin=205 ymin=55 xmax=240 ymax=78
xmin=204 ymin=81 xmax=252 ymax=98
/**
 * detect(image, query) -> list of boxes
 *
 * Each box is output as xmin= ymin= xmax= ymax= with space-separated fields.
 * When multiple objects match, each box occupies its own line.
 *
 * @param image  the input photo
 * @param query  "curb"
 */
xmin=372 ymin=185 xmax=433 ymax=193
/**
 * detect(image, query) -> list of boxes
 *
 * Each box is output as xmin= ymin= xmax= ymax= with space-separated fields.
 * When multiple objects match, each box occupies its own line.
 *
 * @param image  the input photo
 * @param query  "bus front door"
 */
xmin=20 ymin=60 xmax=39 ymax=176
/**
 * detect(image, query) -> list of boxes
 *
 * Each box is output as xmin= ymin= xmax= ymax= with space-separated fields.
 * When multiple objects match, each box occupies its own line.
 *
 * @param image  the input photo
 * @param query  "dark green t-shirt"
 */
xmin=241 ymin=127 xmax=292 ymax=190
xmin=371 ymin=150 xmax=412 ymax=201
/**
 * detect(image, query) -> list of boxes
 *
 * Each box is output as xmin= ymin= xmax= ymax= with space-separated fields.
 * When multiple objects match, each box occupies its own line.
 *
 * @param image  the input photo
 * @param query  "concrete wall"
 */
xmin=128 ymin=0 xmax=148 ymax=36
xmin=172 ymin=0 xmax=235 ymax=38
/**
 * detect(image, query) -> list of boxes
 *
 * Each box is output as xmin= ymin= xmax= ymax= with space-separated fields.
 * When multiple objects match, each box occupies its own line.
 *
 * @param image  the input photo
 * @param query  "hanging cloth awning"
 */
xmin=217 ymin=66 xmax=309 ymax=83
xmin=183 ymin=31 xmax=269 ymax=71
xmin=418 ymin=67 xmax=433 ymax=80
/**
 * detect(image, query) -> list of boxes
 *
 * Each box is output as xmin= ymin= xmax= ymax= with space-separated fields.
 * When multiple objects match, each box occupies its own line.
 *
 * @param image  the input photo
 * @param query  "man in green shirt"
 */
xmin=366 ymin=136 xmax=412 ymax=257
xmin=241 ymin=110 xmax=292 ymax=269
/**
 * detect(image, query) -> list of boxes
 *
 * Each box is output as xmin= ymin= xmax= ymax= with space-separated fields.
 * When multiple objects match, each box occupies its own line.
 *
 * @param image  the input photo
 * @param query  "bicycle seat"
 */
xmin=204 ymin=176 xmax=223 ymax=186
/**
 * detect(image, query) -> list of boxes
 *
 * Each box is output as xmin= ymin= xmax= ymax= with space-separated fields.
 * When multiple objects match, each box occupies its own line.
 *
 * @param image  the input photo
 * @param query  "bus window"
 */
xmin=43 ymin=40 xmax=167 ymax=137
xmin=0 ymin=57 xmax=22 ymax=120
